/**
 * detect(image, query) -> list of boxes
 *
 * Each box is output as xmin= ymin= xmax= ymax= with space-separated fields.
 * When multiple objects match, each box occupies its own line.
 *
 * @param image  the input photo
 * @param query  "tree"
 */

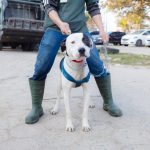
xmin=103 ymin=0 xmax=150 ymax=31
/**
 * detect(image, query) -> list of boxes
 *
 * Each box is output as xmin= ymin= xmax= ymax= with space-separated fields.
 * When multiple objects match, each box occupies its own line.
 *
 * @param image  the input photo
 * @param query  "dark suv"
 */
xmin=109 ymin=32 xmax=126 ymax=45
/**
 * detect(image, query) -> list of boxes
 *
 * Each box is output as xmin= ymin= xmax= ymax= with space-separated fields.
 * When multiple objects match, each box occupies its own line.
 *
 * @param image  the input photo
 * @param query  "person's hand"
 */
xmin=58 ymin=22 xmax=71 ymax=35
xmin=100 ymin=30 xmax=109 ymax=43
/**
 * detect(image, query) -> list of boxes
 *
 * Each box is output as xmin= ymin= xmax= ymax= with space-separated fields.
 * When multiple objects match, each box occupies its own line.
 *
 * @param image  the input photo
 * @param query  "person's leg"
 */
xmin=25 ymin=29 xmax=67 ymax=124
xmin=86 ymin=34 xmax=122 ymax=117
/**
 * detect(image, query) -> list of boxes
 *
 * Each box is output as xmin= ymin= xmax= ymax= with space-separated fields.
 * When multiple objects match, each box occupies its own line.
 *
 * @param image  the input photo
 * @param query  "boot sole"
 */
xmin=25 ymin=112 xmax=44 ymax=124
xmin=103 ymin=107 xmax=122 ymax=117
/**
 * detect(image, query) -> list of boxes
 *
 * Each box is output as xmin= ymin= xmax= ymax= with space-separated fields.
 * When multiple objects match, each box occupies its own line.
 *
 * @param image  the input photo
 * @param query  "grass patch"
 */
xmin=100 ymin=53 xmax=150 ymax=66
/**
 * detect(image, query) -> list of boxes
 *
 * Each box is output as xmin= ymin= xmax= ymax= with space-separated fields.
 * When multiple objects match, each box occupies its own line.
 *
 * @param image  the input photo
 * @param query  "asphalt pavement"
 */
xmin=0 ymin=49 xmax=150 ymax=150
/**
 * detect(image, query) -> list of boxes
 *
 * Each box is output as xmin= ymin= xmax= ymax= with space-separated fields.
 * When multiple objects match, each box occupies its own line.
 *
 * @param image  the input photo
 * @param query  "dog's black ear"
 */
xmin=82 ymin=33 xmax=93 ymax=48
xmin=60 ymin=39 xmax=66 ymax=52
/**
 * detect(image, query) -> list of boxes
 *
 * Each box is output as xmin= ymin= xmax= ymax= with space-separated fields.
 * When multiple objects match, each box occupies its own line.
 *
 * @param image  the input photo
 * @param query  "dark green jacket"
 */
xmin=44 ymin=0 xmax=100 ymax=32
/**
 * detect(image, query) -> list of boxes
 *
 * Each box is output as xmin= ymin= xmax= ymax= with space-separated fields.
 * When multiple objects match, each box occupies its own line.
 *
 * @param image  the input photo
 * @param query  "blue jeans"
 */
xmin=32 ymin=28 xmax=107 ymax=80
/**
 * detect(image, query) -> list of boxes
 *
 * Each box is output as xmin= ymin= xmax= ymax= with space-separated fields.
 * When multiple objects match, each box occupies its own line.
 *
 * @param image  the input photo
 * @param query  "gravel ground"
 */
xmin=0 ymin=50 xmax=150 ymax=150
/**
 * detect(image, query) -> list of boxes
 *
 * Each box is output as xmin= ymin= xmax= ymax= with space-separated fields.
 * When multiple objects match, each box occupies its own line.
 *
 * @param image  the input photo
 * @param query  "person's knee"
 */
xmin=31 ymin=67 xmax=47 ymax=80
xmin=40 ymin=29 xmax=63 ymax=47
xmin=35 ymin=59 xmax=50 ymax=75
xmin=40 ymin=36 xmax=53 ymax=48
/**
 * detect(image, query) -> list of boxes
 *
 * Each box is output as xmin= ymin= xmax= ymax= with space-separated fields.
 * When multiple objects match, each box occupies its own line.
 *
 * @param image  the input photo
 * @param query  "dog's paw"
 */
xmin=89 ymin=101 xmax=95 ymax=108
xmin=82 ymin=124 xmax=91 ymax=132
xmin=50 ymin=108 xmax=58 ymax=115
xmin=66 ymin=123 xmax=75 ymax=132
xmin=89 ymin=104 xmax=95 ymax=108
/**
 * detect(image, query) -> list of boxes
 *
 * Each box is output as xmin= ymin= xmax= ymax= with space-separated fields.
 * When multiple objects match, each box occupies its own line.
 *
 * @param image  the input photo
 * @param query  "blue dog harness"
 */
xmin=60 ymin=58 xmax=90 ymax=88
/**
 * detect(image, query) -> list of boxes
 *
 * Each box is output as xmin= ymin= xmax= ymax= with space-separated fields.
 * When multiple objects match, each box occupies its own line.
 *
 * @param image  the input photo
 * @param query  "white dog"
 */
xmin=51 ymin=33 xmax=93 ymax=132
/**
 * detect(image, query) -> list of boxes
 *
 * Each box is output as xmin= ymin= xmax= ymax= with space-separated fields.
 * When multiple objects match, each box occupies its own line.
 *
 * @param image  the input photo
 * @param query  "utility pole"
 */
xmin=140 ymin=0 xmax=144 ymax=29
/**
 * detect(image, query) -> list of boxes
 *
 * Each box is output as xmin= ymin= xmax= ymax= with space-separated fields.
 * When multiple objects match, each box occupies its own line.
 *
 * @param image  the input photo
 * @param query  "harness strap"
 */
xmin=60 ymin=58 xmax=90 ymax=87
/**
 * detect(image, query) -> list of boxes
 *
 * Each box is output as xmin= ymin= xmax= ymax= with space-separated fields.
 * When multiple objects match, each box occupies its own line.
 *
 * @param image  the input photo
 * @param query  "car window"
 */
xmin=143 ymin=31 xmax=150 ymax=35
xmin=91 ymin=31 xmax=99 ymax=35
xmin=120 ymin=32 xmax=125 ymax=36
xmin=116 ymin=32 xmax=119 ymax=36
xmin=111 ymin=33 xmax=116 ymax=36
xmin=118 ymin=32 xmax=122 ymax=36
xmin=132 ymin=30 xmax=145 ymax=35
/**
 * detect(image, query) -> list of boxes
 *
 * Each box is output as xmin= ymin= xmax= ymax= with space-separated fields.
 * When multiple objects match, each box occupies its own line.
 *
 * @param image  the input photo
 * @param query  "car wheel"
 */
xmin=11 ymin=44 xmax=18 ymax=49
xmin=0 ymin=43 xmax=3 ymax=51
xmin=124 ymin=44 xmax=128 ymax=46
xmin=22 ymin=43 xmax=39 ymax=51
xmin=31 ymin=43 xmax=39 ymax=51
xmin=136 ymin=40 xmax=142 ymax=47
xmin=114 ymin=43 xmax=118 ymax=45
xmin=22 ymin=43 xmax=32 ymax=51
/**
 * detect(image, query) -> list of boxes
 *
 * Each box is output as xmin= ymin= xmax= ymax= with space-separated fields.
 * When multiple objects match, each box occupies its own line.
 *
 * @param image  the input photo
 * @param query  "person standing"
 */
xmin=25 ymin=0 xmax=122 ymax=124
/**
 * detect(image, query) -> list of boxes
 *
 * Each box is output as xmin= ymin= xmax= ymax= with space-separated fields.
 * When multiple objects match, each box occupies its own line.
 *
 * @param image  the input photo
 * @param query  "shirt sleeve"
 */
xmin=44 ymin=0 xmax=59 ymax=15
xmin=85 ymin=0 xmax=101 ymax=17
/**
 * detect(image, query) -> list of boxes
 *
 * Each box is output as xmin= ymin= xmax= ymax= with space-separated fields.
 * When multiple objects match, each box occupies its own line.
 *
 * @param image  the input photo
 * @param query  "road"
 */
xmin=0 ymin=49 xmax=150 ymax=150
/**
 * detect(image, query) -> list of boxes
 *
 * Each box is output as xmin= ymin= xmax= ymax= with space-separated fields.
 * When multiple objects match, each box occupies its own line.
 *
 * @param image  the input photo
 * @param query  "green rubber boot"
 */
xmin=95 ymin=73 xmax=122 ymax=117
xmin=25 ymin=79 xmax=45 ymax=124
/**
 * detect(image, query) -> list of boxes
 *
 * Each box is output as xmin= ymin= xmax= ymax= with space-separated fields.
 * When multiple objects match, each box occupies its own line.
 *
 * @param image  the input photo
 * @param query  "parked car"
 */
xmin=90 ymin=31 xmax=103 ymax=45
xmin=108 ymin=31 xmax=126 ymax=45
xmin=145 ymin=35 xmax=150 ymax=47
xmin=121 ymin=29 xmax=150 ymax=47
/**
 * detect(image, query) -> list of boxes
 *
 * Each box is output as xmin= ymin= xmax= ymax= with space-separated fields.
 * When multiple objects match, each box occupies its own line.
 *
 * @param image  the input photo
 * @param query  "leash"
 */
xmin=102 ymin=42 xmax=110 ymax=72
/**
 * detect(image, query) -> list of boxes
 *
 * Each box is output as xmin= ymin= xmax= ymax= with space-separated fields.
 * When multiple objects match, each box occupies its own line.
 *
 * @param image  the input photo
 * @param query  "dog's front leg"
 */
xmin=63 ymin=87 xmax=75 ymax=132
xmin=51 ymin=75 xmax=62 ymax=115
xmin=82 ymin=83 xmax=91 ymax=132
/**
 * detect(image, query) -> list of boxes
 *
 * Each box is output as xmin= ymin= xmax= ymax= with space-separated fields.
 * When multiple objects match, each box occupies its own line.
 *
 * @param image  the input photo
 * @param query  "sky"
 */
xmin=100 ymin=0 xmax=118 ymax=32
xmin=101 ymin=9 xmax=118 ymax=32
xmin=99 ymin=0 xmax=120 ymax=32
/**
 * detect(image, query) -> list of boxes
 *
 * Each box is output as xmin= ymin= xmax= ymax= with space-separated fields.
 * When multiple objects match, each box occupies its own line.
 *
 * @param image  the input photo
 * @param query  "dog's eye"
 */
xmin=71 ymin=41 xmax=75 ymax=44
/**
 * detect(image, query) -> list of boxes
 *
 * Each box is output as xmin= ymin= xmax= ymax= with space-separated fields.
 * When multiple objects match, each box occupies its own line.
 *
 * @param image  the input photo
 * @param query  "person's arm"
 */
xmin=48 ymin=10 xmax=71 ymax=35
xmin=92 ymin=15 xmax=108 ymax=43
xmin=86 ymin=1 xmax=108 ymax=42
xmin=45 ymin=0 xmax=71 ymax=35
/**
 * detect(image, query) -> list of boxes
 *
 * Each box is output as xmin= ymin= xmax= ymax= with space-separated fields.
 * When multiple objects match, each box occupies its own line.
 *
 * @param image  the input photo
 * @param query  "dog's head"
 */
xmin=61 ymin=33 xmax=93 ymax=60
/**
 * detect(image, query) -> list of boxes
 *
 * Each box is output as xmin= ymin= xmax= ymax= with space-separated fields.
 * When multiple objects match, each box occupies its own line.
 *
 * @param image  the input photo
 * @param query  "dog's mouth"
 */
xmin=71 ymin=55 xmax=86 ymax=63
xmin=73 ymin=53 xmax=87 ymax=59
xmin=72 ymin=59 xmax=84 ymax=63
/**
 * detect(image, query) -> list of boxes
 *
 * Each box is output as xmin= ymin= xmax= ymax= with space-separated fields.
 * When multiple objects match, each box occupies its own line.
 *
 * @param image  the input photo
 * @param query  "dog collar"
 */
xmin=60 ymin=58 xmax=90 ymax=88
xmin=72 ymin=60 xmax=83 ymax=63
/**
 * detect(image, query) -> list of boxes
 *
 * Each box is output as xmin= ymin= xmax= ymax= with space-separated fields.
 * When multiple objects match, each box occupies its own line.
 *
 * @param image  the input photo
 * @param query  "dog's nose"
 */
xmin=78 ymin=48 xmax=85 ymax=54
